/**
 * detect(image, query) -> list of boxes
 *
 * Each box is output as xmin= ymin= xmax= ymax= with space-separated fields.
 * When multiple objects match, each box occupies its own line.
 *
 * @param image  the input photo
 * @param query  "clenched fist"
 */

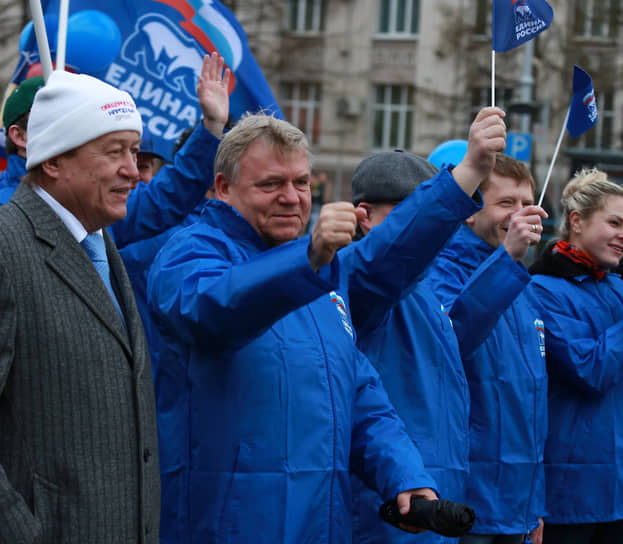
xmin=308 ymin=202 xmax=366 ymax=271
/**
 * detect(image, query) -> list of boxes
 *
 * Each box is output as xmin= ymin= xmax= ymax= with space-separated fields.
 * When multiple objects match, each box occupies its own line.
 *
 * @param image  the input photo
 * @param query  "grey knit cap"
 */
xmin=351 ymin=149 xmax=439 ymax=206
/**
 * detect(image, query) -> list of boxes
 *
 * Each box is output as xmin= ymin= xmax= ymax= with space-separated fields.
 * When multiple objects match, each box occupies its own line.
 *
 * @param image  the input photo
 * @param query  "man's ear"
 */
xmin=40 ymin=157 xmax=61 ymax=180
xmin=214 ymin=172 xmax=231 ymax=201
xmin=465 ymin=214 xmax=476 ymax=227
xmin=7 ymin=124 xmax=27 ymax=150
xmin=357 ymin=202 xmax=373 ymax=235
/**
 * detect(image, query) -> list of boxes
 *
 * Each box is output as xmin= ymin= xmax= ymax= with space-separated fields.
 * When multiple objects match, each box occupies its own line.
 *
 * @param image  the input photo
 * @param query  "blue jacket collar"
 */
xmin=201 ymin=199 xmax=269 ymax=252
xmin=446 ymin=224 xmax=497 ymax=267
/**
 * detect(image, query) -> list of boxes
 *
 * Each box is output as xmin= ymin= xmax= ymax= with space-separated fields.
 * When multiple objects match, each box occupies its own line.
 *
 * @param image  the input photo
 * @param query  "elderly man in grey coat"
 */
xmin=0 ymin=70 xmax=166 ymax=543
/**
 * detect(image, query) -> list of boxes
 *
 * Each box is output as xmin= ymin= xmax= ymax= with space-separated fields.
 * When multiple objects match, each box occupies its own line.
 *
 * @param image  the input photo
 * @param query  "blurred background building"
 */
xmin=2 ymin=0 xmax=622 ymax=221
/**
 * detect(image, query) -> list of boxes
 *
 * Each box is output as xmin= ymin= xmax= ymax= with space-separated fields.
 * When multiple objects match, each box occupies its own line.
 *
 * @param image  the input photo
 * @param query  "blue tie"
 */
xmin=80 ymin=233 xmax=125 ymax=323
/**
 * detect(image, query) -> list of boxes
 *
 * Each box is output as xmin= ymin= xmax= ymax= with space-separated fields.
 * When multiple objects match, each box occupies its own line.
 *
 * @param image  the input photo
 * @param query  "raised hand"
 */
xmin=453 ymin=107 xmax=507 ymax=196
xmin=197 ymin=52 xmax=231 ymax=137
xmin=308 ymin=202 xmax=366 ymax=271
xmin=503 ymin=205 xmax=548 ymax=261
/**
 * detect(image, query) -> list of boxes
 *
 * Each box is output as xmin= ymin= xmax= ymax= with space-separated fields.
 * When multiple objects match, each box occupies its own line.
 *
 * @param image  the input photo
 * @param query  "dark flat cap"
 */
xmin=3 ymin=76 xmax=45 ymax=128
xmin=352 ymin=149 xmax=439 ymax=206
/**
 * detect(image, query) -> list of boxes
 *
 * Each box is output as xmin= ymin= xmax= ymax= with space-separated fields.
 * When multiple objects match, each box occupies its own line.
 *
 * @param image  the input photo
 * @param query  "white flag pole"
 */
xmin=28 ymin=0 xmax=53 ymax=81
xmin=55 ymin=0 xmax=70 ymax=71
xmin=537 ymin=107 xmax=570 ymax=207
xmin=491 ymin=51 xmax=496 ymax=107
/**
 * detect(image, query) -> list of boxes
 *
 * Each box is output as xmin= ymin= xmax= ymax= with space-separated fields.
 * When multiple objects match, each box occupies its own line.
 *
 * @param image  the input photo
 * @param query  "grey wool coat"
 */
xmin=0 ymin=183 xmax=160 ymax=543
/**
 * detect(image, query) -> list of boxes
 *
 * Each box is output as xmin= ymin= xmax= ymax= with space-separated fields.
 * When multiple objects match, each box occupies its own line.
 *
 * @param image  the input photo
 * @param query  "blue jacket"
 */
xmin=423 ymin=226 xmax=548 ymax=535
xmin=147 ymin=200 xmax=437 ymax=543
xmin=0 ymin=154 xmax=25 ymax=204
xmin=338 ymin=169 xmax=481 ymax=544
xmin=119 ymin=123 xmax=217 ymax=357
xmin=526 ymin=268 xmax=623 ymax=524
xmin=119 ymin=200 xmax=205 ymax=363
xmin=0 ymin=124 xmax=218 ymax=249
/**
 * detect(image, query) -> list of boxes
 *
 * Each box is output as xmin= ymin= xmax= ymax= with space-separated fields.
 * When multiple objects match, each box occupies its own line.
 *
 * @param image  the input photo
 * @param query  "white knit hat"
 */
xmin=26 ymin=70 xmax=143 ymax=170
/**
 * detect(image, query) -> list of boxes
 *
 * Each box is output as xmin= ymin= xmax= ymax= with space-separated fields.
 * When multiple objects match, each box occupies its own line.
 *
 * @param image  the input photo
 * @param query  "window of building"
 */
xmin=281 ymin=82 xmax=322 ymax=144
xmin=378 ymin=0 xmax=420 ymax=36
xmin=372 ymin=84 xmax=414 ymax=149
xmin=577 ymin=90 xmax=615 ymax=150
xmin=573 ymin=0 xmax=617 ymax=39
xmin=288 ymin=0 xmax=327 ymax=33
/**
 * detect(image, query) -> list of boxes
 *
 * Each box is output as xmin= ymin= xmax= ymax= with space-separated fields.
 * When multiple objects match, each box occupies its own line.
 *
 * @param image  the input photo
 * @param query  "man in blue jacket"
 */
xmin=0 ymin=53 xmax=228 ymax=249
xmin=147 ymin=107 xmax=507 ymax=543
xmin=343 ymin=151 xmax=475 ymax=544
xmin=338 ymin=109 xmax=511 ymax=544
xmin=423 ymin=155 xmax=548 ymax=544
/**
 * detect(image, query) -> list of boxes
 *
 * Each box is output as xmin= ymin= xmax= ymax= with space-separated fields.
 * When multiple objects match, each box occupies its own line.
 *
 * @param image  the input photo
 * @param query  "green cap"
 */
xmin=2 ymin=76 xmax=45 ymax=128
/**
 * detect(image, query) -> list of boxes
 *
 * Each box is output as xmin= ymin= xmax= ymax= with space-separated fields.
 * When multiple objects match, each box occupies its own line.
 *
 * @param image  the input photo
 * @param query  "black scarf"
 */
xmin=529 ymin=240 xmax=608 ymax=279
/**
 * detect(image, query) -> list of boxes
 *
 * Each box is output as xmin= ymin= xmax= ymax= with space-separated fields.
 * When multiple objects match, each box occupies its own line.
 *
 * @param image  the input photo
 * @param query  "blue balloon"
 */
xmin=427 ymin=140 xmax=468 ymax=170
xmin=19 ymin=15 xmax=59 ymax=55
xmin=66 ymin=10 xmax=121 ymax=74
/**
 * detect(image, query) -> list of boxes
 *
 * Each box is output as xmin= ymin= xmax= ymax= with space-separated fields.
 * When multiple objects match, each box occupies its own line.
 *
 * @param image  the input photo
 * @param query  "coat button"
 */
xmin=143 ymin=448 xmax=152 ymax=463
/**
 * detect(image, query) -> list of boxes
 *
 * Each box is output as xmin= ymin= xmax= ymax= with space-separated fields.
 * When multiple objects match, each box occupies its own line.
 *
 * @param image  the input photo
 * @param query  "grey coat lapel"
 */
xmin=106 ymin=231 xmax=146 ymax=375
xmin=11 ymin=183 xmax=132 ymax=357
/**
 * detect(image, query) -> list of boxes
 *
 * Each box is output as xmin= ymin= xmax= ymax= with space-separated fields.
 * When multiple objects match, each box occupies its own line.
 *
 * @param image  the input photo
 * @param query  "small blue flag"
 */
xmin=492 ymin=0 xmax=554 ymax=52
xmin=567 ymin=65 xmax=598 ymax=139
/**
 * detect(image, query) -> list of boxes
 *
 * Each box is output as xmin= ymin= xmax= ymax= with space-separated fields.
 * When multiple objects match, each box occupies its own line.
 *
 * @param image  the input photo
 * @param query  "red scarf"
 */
xmin=552 ymin=240 xmax=608 ymax=280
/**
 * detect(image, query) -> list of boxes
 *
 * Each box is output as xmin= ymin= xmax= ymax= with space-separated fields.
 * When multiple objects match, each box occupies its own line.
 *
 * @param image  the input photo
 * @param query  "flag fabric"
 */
xmin=567 ymin=65 xmax=598 ymax=139
xmin=492 ymin=0 xmax=554 ymax=52
xmin=12 ymin=0 xmax=283 ymax=161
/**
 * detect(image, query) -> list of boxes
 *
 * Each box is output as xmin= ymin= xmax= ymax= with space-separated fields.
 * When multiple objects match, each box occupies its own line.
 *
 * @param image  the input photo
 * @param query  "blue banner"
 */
xmin=566 ymin=65 xmax=598 ymax=139
xmin=492 ymin=0 xmax=553 ymax=52
xmin=14 ymin=0 xmax=283 ymax=161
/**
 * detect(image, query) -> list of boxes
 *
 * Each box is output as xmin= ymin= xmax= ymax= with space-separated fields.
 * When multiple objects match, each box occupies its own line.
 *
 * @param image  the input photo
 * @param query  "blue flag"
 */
xmin=13 ymin=0 xmax=283 ymax=161
xmin=492 ymin=0 xmax=554 ymax=52
xmin=566 ymin=65 xmax=598 ymax=139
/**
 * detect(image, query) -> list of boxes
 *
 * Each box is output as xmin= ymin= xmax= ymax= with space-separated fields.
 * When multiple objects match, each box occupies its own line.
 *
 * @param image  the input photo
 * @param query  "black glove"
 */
xmin=378 ymin=496 xmax=475 ymax=537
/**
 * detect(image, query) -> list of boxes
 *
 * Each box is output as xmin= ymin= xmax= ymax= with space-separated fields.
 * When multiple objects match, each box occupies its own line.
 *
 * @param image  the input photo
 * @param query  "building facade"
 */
xmin=230 ymin=0 xmax=623 ymax=215
xmin=1 ymin=0 xmax=622 ymax=215
xmin=0 ymin=0 xmax=27 ymax=122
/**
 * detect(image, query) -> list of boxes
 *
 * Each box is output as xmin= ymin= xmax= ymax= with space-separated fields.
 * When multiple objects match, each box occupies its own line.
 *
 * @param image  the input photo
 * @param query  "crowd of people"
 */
xmin=0 ymin=54 xmax=622 ymax=544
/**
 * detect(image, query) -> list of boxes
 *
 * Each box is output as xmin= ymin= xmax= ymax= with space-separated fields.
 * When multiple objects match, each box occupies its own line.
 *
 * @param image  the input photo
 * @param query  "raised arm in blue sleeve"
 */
xmin=340 ymin=167 xmax=481 ymax=334
xmin=425 ymin=239 xmax=531 ymax=358
xmin=148 ymin=227 xmax=340 ymax=350
xmin=111 ymin=124 xmax=219 ymax=248
xmin=444 ymin=246 xmax=530 ymax=357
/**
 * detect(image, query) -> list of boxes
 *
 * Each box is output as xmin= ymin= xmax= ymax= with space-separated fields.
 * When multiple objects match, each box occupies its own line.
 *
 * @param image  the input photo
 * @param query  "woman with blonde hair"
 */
xmin=527 ymin=168 xmax=623 ymax=543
